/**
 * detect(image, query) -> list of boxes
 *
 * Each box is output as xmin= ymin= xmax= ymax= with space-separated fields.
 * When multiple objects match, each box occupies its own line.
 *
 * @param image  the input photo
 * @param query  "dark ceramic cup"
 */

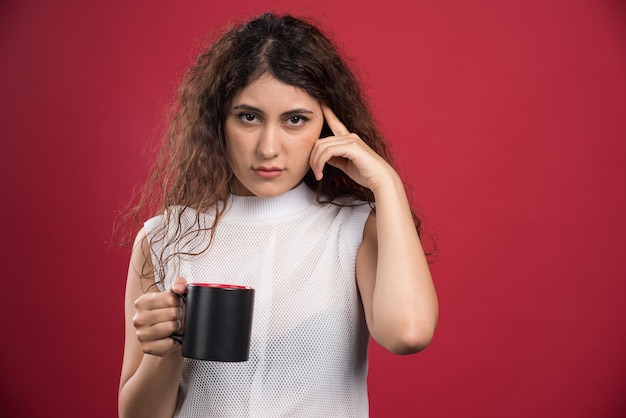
xmin=171 ymin=283 xmax=255 ymax=362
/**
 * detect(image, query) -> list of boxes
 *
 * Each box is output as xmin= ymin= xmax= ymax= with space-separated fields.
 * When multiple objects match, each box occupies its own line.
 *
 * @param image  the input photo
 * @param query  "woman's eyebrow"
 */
xmin=232 ymin=104 xmax=264 ymax=114
xmin=231 ymin=104 xmax=315 ymax=118
xmin=280 ymin=108 xmax=314 ymax=118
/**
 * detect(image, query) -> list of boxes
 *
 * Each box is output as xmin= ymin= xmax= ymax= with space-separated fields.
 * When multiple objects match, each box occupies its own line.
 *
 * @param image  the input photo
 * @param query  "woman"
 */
xmin=119 ymin=12 xmax=438 ymax=417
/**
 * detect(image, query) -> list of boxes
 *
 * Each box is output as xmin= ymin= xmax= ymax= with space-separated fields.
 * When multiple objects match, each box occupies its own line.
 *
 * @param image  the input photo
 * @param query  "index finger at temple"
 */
xmin=321 ymin=103 xmax=350 ymax=136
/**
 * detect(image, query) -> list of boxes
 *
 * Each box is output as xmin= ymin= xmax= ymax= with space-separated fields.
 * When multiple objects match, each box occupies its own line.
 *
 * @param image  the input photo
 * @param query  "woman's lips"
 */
xmin=253 ymin=167 xmax=284 ymax=179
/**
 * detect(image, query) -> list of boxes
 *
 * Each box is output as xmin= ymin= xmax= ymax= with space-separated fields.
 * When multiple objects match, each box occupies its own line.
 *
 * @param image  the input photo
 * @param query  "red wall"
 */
xmin=1 ymin=0 xmax=625 ymax=417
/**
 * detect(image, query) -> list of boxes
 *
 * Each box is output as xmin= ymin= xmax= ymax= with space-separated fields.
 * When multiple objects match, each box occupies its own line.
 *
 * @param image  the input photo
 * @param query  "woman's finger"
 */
xmin=135 ymin=292 xmax=182 ymax=313
xmin=133 ymin=304 xmax=182 ymax=330
xmin=310 ymin=136 xmax=364 ymax=181
xmin=321 ymin=103 xmax=350 ymax=136
xmin=135 ymin=316 xmax=182 ymax=342
xmin=140 ymin=334 xmax=181 ymax=357
xmin=170 ymin=277 xmax=188 ymax=296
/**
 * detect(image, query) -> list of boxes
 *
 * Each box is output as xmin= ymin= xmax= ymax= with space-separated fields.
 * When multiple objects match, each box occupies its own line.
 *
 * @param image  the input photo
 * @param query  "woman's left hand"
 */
xmin=309 ymin=104 xmax=395 ymax=192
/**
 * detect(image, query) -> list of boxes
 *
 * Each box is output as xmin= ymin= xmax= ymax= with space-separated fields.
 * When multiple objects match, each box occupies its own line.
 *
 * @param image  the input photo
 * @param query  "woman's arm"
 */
xmin=118 ymin=228 xmax=186 ymax=418
xmin=310 ymin=104 xmax=438 ymax=354
xmin=356 ymin=176 xmax=438 ymax=354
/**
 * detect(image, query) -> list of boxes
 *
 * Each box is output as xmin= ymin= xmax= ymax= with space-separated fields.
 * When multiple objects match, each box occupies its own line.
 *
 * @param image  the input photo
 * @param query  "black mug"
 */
xmin=171 ymin=283 xmax=255 ymax=362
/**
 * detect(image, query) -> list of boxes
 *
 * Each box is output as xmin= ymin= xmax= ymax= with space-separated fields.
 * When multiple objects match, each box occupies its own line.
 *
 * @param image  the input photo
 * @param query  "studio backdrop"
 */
xmin=1 ymin=0 xmax=625 ymax=417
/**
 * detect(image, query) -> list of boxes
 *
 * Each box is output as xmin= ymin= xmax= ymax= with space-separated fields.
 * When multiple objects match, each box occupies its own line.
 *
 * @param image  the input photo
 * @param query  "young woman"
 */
xmin=119 ymin=12 xmax=438 ymax=417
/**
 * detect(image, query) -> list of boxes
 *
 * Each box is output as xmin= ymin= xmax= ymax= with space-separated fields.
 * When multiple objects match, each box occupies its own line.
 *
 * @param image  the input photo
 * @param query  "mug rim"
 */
xmin=188 ymin=283 xmax=253 ymax=290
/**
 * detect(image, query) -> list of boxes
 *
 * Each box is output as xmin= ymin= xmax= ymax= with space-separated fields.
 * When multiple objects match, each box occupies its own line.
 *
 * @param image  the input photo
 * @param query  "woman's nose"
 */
xmin=256 ymin=124 xmax=281 ymax=159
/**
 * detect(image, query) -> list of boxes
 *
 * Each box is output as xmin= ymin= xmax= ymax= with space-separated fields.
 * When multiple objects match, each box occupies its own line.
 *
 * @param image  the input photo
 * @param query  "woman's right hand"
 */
xmin=132 ymin=277 xmax=188 ymax=356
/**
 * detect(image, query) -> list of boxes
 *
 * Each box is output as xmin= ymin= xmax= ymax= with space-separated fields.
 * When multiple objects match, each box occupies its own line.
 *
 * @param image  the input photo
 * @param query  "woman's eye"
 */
xmin=286 ymin=116 xmax=307 ymax=126
xmin=238 ymin=113 xmax=258 ymax=123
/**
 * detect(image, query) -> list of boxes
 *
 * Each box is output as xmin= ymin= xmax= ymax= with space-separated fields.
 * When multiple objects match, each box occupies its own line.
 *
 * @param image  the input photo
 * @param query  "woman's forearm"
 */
xmin=118 ymin=351 xmax=183 ymax=418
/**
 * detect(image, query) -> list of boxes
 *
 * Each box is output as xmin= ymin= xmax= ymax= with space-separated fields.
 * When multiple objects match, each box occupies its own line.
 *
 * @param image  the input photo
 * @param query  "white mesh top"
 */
xmin=144 ymin=183 xmax=372 ymax=417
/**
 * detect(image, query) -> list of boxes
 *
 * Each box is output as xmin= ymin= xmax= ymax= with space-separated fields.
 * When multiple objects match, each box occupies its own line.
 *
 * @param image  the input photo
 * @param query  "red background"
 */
xmin=1 ymin=0 xmax=625 ymax=417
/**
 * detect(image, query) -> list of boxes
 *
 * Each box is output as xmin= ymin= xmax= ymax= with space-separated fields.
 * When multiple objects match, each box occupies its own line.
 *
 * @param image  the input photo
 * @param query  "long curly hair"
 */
xmin=120 ymin=13 xmax=428 ymax=279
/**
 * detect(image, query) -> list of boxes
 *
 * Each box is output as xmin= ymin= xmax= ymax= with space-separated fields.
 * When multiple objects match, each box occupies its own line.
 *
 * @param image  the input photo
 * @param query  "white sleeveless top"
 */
xmin=144 ymin=183 xmax=372 ymax=417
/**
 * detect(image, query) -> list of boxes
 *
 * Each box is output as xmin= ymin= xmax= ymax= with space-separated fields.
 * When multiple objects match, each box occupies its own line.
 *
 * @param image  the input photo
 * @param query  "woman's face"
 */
xmin=224 ymin=73 xmax=324 ymax=197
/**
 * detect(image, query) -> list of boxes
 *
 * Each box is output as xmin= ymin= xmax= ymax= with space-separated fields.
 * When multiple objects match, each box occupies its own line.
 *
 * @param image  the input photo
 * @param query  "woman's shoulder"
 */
xmin=144 ymin=205 xmax=183 ymax=228
xmin=327 ymin=194 xmax=372 ymax=213
xmin=144 ymin=205 xmax=209 ymax=236
xmin=319 ymin=195 xmax=372 ymax=233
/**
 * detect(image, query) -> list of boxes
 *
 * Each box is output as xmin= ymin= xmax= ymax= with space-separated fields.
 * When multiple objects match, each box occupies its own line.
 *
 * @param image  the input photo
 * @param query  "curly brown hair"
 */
xmin=121 ymin=13 xmax=427 ymax=274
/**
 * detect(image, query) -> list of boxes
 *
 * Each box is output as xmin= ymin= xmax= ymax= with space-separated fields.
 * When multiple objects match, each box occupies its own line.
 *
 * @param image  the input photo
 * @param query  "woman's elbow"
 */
xmin=379 ymin=319 xmax=437 ymax=355
xmin=393 ymin=330 xmax=435 ymax=355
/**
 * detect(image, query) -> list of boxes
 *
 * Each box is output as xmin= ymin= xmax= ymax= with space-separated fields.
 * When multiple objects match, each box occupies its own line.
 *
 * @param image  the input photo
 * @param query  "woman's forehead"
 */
xmin=231 ymin=74 xmax=320 ymax=112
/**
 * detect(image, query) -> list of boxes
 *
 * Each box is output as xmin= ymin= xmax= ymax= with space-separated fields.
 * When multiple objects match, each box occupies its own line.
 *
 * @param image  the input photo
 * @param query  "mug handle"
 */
xmin=170 ymin=290 xmax=186 ymax=344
